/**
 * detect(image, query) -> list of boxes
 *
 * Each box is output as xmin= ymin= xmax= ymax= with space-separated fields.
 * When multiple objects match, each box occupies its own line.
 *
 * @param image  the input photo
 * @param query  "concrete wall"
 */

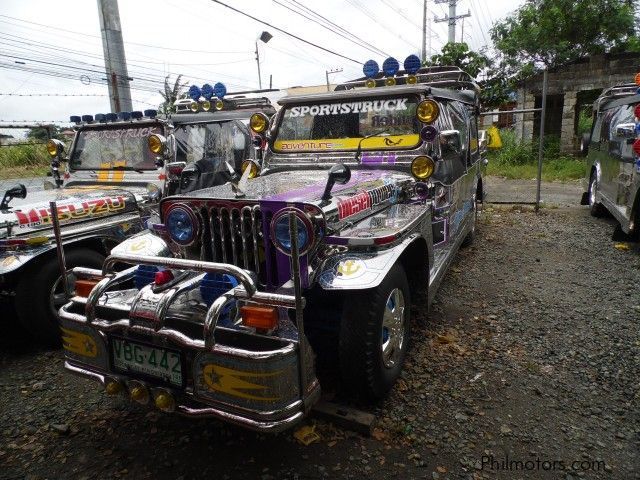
xmin=514 ymin=52 xmax=640 ymax=154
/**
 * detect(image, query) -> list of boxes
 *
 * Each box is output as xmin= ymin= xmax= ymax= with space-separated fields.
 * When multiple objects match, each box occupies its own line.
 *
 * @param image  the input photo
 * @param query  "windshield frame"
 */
xmin=272 ymin=93 xmax=422 ymax=154
xmin=68 ymin=121 xmax=165 ymax=172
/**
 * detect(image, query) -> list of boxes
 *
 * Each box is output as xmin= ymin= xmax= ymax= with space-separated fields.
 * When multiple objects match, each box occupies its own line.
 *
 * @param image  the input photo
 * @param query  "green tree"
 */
xmin=491 ymin=0 xmax=640 ymax=69
xmin=159 ymin=74 xmax=188 ymax=115
xmin=26 ymin=125 xmax=65 ymax=142
xmin=427 ymin=42 xmax=491 ymax=78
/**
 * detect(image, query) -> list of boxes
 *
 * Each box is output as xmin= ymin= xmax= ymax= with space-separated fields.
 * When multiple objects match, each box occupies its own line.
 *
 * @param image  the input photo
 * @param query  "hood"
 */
xmin=183 ymin=169 xmax=413 ymax=205
xmin=0 ymin=186 xmax=141 ymax=238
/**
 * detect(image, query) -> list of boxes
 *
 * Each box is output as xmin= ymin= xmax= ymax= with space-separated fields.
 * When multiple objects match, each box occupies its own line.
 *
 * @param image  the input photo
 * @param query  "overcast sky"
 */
xmin=0 ymin=0 xmax=524 ymax=134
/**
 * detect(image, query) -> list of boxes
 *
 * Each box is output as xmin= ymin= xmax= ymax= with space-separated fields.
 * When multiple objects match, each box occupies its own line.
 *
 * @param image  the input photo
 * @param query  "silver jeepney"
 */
xmin=60 ymin=62 xmax=486 ymax=432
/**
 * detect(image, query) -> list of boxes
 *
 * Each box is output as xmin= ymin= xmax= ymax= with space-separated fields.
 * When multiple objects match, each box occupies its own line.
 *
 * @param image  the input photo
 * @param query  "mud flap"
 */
xmin=580 ymin=192 xmax=589 ymax=206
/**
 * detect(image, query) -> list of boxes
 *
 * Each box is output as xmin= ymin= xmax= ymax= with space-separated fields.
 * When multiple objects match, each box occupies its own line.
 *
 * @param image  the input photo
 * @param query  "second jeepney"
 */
xmin=60 ymin=57 xmax=485 ymax=431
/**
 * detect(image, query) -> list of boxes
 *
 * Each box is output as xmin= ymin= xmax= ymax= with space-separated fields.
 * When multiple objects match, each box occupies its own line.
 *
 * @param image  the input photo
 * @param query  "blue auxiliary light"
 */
xmin=188 ymin=85 xmax=202 ymax=100
xmin=213 ymin=82 xmax=227 ymax=99
xmin=131 ymin=111 xmax=143 ymax=119
xmin=105 ymin=113 xmax=118 ymax=122
xmin=70 ymin=115 xmax=81 ymax=124
xmin=382 ymin=57 xmax=400 ymax=76
xmin=404 ymin=54 xmax=421 ymax=75
xmin=200 ymin=273 xmax=239 ymax=323
xmin=363 ymin=60 xmax=380 ymax=78
xmin=201 ymin=83 xmax=214 ymax=100
xmin=144 ymin=109 xmax=157 ymax=118
xmin=117 ymin=111 xmax=131 ymax=121
xmin=134 ymin=265 xmax=159 ymax=290
xmin=635 ymin=123 xmax=640 ymax=134
xmin=95 ymin=113 xmax=106 ymax=122
xmin=81 ymin=114 xmax=94 ymax=123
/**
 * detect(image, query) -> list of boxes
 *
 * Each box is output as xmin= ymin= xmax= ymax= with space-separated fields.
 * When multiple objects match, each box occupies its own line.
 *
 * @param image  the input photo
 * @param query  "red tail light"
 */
xmin=633 ymin=139 xmax=640 ymax=156
xmin=154 ymin=270 xmax=174 ymax=286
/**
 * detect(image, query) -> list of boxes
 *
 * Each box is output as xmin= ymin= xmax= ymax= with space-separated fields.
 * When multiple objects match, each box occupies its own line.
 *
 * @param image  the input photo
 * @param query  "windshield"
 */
xmin=70 ymin=124 xmax=162 ymax=171
xmin=174 ymin=120 xmax=251 ymax=171
xmin=274 ymin=96 xmax=420 ymax=152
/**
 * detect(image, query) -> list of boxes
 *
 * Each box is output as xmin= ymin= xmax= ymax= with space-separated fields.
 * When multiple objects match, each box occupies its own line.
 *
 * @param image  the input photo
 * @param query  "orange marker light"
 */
xmin=635 ymin=72 xmax=640 ymax=86
xmin=75 ymin=278 xmax=102 ymax=297
xmin=240 ymin=305 xmax=278 ymax=330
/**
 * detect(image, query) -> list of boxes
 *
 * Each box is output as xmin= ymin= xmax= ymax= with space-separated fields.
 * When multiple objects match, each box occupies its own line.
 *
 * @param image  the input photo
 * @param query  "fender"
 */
xmin=111 ymin=230 xmax=170 ymax=257
xmin=315 ymin=204 xmax=434 ymax=291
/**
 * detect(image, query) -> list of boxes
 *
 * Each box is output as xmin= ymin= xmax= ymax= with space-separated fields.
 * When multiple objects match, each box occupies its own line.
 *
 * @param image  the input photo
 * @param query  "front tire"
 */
xmin=338 ymin=264 xmax=411 ymax=401
xmin=15 ymin=248 xmax=105 ymax=347
xmin=588 ymin=172 xmax=606 ymax=217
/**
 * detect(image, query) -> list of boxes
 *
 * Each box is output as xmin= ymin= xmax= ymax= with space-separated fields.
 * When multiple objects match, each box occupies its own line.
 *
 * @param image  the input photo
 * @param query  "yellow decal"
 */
xmin=61 ymin=327 xmax=98 ymax=358
xmin=0 ymin=256 xmax=18 ymax=267
xmin=97 ymin=162 xmax=111 ymax=182
xmin=128 ymin=238 xmax=148 ymax=252
xmin=274 ymin=134 xmax=420 ymax=152
xmin=112 ymin=160 xmax=126 ymax=182
xmin=96 ymin=160 xmax=127 ymax=181
xmin=202 ymin=364 xmax=281 ymax=401
xmin=336 ymin=258 xmax=366 ymax=278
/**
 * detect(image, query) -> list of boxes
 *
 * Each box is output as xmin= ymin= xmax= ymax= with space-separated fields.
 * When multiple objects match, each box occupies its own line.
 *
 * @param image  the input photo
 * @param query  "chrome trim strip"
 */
xmin=250 ymin=205 xmax=260 ymax=275
xmin=218 ymin=207 xmax=228 ymax=263
xmin=86 ymin=266 xmax=137 ymax=323
xmin=240 ymin=206 xmax=250 ymax=268
xmin=228 ymin=208 xmax=238 ymax=266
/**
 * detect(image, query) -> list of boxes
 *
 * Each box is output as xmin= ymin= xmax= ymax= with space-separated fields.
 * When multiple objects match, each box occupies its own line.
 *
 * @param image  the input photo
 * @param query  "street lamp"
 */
xmin=255 ymin=31 xmax=272 ymax=90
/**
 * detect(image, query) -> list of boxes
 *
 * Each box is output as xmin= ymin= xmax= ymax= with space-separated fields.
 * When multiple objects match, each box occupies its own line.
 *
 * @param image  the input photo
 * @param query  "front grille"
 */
xmin=198 ymin=203 xmax=266 ymax=283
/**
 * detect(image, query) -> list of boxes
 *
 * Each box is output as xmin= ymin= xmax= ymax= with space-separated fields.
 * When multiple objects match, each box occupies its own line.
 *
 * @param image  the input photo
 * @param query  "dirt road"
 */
xmin=1 ymin=204 xmax=638 ymax=480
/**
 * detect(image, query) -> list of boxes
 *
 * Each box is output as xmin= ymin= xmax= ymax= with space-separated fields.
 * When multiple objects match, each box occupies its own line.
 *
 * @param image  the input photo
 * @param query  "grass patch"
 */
xmin=486 ymin=130 xmax=586 ymax=182
xmin=0 ymin=142 xmax=51 ymax=180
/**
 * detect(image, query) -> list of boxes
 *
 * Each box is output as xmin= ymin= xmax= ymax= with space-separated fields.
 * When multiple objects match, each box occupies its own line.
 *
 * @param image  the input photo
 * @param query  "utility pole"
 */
xmin=325 ymin=67 xmax=343 ymax=91
xmin=434 ymin=0 xmax=471 ymax=44
xmin=421 ymin=0 xmax=427 ymax=62
xmin=97 ymin=0 xmax=132 ymax=113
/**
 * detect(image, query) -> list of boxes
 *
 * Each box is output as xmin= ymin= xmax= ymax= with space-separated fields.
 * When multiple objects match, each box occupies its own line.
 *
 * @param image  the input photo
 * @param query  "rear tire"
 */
xmin=338 ymin=264 xmax=411 ymax=402
xmin=15 ymin=248 xmax=105 ymax=348
xmin=588 ymin=172 xmax=606 ymax=217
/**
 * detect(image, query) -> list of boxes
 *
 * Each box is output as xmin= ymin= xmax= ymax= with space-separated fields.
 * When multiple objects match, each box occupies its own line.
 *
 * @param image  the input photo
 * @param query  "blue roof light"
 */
xmin=404 ymin=54 xmax=421 ymax=75
xmin=363 ymin=60 xmax=379 ymax=78
xmin=144 ymin=109 xmax=158 ymax=118
xmin=105 ymin=113 xmax=118 ymax=122
xmin=117 ymin=111 xmax=131 ymax=121
xmin=131 ymin=111 xmax=143 ymax=119
xmin=382 ymin=57 xmax=400 ymax=76
xmin=188 ymin=85 xmax=202 ymax=100
xmin=70 ymin=115 xmax=81 ymax=124
xmin=95 ymin=113 xmax=106 ymax=122
xmin=213 ymin=82 xmax=227 ymax=99
xmin=81 ymin=114 xmax=94 ymax=123
xmin=201 ymin=83 xmax=214 ymax=100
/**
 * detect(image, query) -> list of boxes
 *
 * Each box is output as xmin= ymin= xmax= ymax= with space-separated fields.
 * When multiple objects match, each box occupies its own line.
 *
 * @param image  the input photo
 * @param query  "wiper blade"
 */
xmin=355 ymin=129 xmax=389 ymax=161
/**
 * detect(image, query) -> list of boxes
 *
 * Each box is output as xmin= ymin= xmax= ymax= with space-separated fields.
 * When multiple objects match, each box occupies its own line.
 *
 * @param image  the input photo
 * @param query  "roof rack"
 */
xmin=594 ymin=83 xmax=639 ymax=111
xmin=174 ymin=96 xmax=275 ymax=114
xmin=335 ymin=65 xmax=480 ymax=93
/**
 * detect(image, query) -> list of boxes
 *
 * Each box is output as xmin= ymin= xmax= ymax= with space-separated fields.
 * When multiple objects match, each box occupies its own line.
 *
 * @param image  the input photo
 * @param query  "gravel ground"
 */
xmin=1 ymin=204 xmax=639 ymax=480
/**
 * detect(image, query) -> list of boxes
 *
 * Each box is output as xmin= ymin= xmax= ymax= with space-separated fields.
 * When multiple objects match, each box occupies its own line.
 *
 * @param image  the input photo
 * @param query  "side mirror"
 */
xmin=1 ymin=184 xmax=27 ymax=210
xmin=440 ymin=130 xmax=462 ymax=154
xmin=615 ymin=123 xmax=636 ymax=139
xmin=321 ymin=163 xmax=351 ymax=202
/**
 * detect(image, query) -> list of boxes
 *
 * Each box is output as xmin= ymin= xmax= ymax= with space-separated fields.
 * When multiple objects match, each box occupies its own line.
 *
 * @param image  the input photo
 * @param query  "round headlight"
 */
xmin=215 ymin=99 xmax=224 ymax=110
xmin=385 ymin=77 xmax=396 ymax=86
xmin=46 ymin=139 xmax=63 ymax=157
xmin=365 ymin=78 xmax=376 ymax=88
xmin=165 ymin=205 xmax=198 ymax=246
xmin=250 ymin=113 xmax=268 ymax=133
xmin=201 ymin=100 xmax=211 ymax=111
xmin=411 ymin=156 xmax=435 ymax=180
xmin=416 ymin=99 xmax=439 ymax=124
xmin=148 ymin=134 xmax=166 ymax=154
xmin=270 ymin=208 xmax=313 ymax=256
xmin=241 ymin=160 xmax=259 ymax=179
xmin=407 ymin=75 xmax=417 ymax=84
xmin=189 ymin=101 xmax=199 ymax=113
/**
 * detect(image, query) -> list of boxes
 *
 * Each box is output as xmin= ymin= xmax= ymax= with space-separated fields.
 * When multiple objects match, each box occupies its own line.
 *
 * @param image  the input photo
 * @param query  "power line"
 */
xmin=346 ymin=0 xmax=419 ymax=51
xmin=208 ymin=0 xmax=362 ymax=64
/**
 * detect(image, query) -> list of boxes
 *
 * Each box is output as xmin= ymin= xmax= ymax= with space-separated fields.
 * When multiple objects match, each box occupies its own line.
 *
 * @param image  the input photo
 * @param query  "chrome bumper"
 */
xmin=61 ymin=248 xmax=319 ymax=433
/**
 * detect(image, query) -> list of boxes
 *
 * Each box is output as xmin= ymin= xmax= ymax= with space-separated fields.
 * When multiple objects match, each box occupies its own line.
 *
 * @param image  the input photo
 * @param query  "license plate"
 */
xmin=111 ymin=338 xmax=183 ymax=386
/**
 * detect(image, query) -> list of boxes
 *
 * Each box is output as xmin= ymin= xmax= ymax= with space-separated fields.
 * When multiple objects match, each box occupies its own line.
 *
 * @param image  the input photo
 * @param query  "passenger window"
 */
xmin=591 ymin=114 xmax=603 ymax=143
